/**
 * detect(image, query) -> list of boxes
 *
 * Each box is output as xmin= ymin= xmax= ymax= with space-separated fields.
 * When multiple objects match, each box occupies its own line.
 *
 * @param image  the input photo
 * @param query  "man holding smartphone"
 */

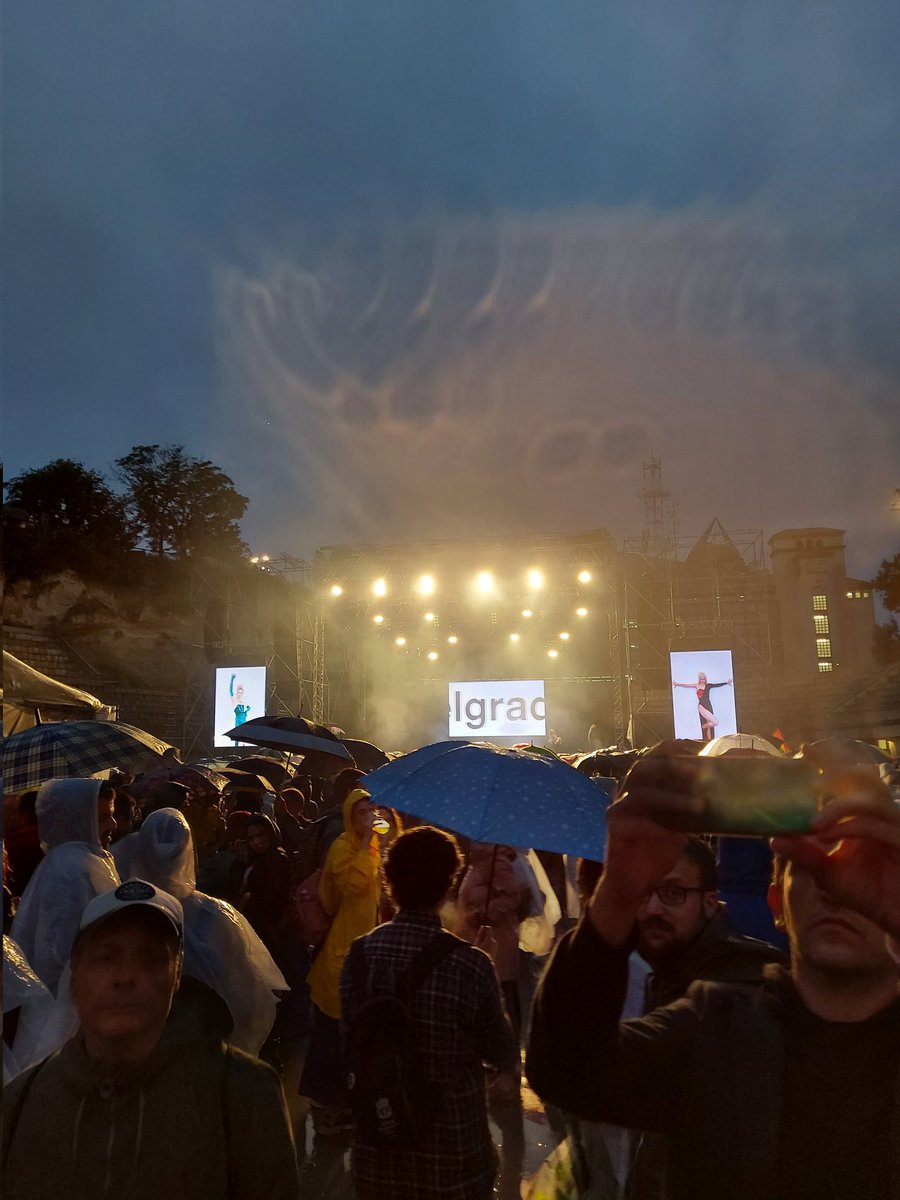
xmin=526 ymin=761 xmax=900 ymax=1200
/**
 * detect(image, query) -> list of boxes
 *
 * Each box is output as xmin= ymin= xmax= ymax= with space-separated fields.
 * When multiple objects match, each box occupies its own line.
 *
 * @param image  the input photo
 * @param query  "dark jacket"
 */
xmin=526 ymin=917 xmax=900 ymax=1200
xmin=2 ymin=1025 xmax=300 ymax=1200
xmin=644 ymin=904 xmax=785 ymax=1009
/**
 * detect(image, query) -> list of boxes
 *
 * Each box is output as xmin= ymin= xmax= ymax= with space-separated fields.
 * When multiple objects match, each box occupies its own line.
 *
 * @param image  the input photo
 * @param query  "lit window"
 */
xmin=863 ymin=591 xmax=869 ymax=599
xmin=812 ymin=594 xmax=827 ymax=611
xmin=813 ymin=615 xmax=830 ymax=635
xmin=817 ymin=661 xmax=833 ymax=673
xmin=855 ymin=591 xmax=862 ymax=600
xmin=846 ymin=591 xmax=853 ymax=599
xmin=816 ymin=638 xmax=832 ymax=657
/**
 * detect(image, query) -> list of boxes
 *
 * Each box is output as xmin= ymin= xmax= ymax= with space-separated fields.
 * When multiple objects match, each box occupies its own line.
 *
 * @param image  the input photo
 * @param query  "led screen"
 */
xmin=214 ymin=665 xmax=267 ymax=748
xmin=448 ymin=679 xmax=547 ymax=738
xmin=669 ymin=650 xmax=737 ymax=741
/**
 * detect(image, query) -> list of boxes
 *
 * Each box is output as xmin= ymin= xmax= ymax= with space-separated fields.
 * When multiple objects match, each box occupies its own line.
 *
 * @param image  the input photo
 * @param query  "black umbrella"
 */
xmin=226 ymin=755 xmax=292 ymax=789
xmin=341 ymin=739 xmax=390 ymax=773
xmin=222 ymin=715 xmax=354 ymax=761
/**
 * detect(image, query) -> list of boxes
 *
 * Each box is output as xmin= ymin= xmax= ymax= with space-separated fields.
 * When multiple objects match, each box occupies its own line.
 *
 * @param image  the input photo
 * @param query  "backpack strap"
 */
xmin=398 ymin=931 xmax=458 ymax=1001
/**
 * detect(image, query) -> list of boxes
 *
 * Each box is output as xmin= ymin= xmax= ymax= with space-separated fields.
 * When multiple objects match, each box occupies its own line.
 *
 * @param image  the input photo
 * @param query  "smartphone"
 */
xmin=667 ymin=757 xmax=826 ymax=837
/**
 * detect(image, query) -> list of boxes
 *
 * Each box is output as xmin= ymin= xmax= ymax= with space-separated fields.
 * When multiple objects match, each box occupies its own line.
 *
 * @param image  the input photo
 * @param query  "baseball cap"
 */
xmin=79 ymin=879 xmax=184 ymax=941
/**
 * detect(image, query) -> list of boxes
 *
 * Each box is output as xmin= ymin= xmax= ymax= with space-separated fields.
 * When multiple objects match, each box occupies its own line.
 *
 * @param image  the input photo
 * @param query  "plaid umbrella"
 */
xmin=2 ymin=721 xmax=179 ymax=794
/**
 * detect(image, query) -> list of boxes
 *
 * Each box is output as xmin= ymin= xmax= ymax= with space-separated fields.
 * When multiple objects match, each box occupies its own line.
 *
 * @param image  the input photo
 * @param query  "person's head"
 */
xmin=576 ymin=857 xmax=604 ymax=910
xmin=112 ymin=788 xmax=138 ymax=842
xmin=330 ymin=767 xmax=366 ymax=810
xmin=245 ymin=813 xmax=279 ymax=856
xmin=698 ymin=672 xmax=707 ymax=685
xmin=343 ymin=788 xmax=375 ymax=844
xmin=635 ymin=836 xmax=719 ymax=965
xmin=768 ymin=851 xmax=895 ymax=982
xmin=384 ymin=827 xmax=462 ymax=911
xmin=70 ymin=880 xmax=183 ymax=1062
xmin=235 ymin=682 xmax=244 ymax=701
xmin=96 ymin=785 xmax=117 ymax=850
xmin=17 ymin=790 xmax=39 ymax=827
xmin=137 ymin=808 xmax=196 ymax=899
xmin=145 ymin=781 xmax=191 ymax=815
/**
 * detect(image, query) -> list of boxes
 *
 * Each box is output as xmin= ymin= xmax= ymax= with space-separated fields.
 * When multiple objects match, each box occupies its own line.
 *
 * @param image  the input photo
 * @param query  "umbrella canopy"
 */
xmin=225 ymin=755 xmax=291 ymax=789
xmin=2 ymin=721 xmax=179 ymax=795
xmin=699 ymin=734 xmax=783 ymax=758
xmin=364 ymin=739 xmax=614 ymax=860
xmin=2 ymin=651 xmax=115 ymax=736
xmin=340 ymin=738 xmax=389 ymax=772
xmin=797 ymin=737 xmax=891 ymax=766
xmin=222 ymin=715 xmax=354 ymax=762
xmin=134 ymin=763 xmax=230 ymax=795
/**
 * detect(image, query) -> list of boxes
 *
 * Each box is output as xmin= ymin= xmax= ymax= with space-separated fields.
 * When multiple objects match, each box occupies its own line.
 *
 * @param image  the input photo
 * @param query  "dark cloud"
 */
xmin=6 ymin=1 xmax=900 ymax=575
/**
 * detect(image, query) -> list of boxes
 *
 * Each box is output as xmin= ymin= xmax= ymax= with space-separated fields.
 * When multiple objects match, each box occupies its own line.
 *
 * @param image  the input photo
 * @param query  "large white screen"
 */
xmin=448 ymin=679 xmax=547 ymax=738
xmin=214 ymin=666 xmax=267 ymax=748
xmin=669 ymin=650 xmax=737 ymax=741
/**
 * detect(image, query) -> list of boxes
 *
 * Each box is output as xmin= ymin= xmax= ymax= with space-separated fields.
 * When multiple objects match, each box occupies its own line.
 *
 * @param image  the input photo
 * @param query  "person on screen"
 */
xmin=230 ymin=673 xmax=251 ymax=727
xmin=672 ymin=671 xmax=732 ymax=741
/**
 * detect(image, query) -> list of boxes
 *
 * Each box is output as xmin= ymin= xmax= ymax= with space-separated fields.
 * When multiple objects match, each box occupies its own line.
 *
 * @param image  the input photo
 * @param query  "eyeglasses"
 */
xmin=640 ymin=885 xmax=707 ymax=908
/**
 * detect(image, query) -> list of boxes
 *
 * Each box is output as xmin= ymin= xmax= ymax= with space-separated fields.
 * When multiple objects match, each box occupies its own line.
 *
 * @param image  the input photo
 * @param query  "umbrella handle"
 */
xmin=481 ymin=843 xmax=500 ymax=927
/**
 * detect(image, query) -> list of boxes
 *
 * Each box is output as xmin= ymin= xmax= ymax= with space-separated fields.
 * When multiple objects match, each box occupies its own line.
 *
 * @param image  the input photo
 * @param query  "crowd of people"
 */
xmin=2 ymin=733 xmax=899 ymax=1199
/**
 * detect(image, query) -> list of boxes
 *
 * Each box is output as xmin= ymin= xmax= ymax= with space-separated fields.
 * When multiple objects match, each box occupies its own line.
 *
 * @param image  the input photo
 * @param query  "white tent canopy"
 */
xmin=2 ymin=652 xmax=115 ymax=736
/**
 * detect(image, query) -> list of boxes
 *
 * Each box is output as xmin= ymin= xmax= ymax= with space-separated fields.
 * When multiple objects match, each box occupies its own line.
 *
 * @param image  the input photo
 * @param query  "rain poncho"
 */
xmin=133 ymin=808 xmax=287 ymax=1055
xmin=2 ymin=937 xmax=52 ymax=1084
xmin=306 ymin=788 xmax=380 ymax=1019
xmin=10 ymin=779 xmax=119 ymax=994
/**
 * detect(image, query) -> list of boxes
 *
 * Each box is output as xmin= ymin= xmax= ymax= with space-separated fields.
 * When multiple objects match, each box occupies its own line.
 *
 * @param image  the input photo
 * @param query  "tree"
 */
xmin=4 ymin=459 xmax=135 ymax=578
xmin=872 ymin=551 xmax=900 ymax=664
xmin=114 ymin=445 xmax=249 ymax=560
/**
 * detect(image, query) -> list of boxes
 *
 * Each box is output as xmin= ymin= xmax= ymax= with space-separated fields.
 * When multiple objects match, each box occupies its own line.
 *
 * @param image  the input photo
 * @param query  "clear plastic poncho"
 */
xmin=2 ymin=936 xmax=53 ymax=1084
xmin=10 ymin=779 xmax=120 ymax=994
xmin=133 ymin=808 xmax=287 ymax=1055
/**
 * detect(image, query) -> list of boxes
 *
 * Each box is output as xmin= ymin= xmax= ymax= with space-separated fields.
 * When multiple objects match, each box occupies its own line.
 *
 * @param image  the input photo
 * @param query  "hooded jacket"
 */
xmin=456 ymin=844 xmax=537 ymax=981
xmin=10 ymin=780 xmax=119 ymax=994
xmin=133 ymin=808 xmax=287 ymax=1056
xmin=2 ymin=1022 xmax=300 ymax=1200
xmin=306 ymin=789 xmax=380 ymax=1019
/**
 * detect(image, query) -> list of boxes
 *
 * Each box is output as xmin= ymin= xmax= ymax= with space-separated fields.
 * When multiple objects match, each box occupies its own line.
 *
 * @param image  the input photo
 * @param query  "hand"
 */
xmin=772 ymin=772 xmax=900 ymax=938
xmin=588 ymin=757 xmax=700 ymax=944
xmin=473 ymin=924 xmax=499 ymax=962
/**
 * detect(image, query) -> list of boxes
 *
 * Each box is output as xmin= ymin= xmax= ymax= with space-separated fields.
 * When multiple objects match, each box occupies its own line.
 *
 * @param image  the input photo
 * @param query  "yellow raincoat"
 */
xmin=306 ymin=789 xmax=380 ymax=1018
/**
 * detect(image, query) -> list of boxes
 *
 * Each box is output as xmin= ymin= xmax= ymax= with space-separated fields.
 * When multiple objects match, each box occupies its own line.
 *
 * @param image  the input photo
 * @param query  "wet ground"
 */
xmin=282 ymin=1040 xmax=556 ymax=1199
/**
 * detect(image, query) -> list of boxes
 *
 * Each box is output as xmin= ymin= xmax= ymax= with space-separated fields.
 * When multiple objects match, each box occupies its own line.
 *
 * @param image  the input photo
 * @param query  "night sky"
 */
xmin=6 ymin=1 xmax=900 ymax=576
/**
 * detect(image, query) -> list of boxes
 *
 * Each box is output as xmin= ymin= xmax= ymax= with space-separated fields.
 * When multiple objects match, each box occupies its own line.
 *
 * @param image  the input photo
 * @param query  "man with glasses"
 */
xmin=527 ymin=761 xmax=900 ymax=1200
xmin=635 ymin=835 xmax=782 ymax=1012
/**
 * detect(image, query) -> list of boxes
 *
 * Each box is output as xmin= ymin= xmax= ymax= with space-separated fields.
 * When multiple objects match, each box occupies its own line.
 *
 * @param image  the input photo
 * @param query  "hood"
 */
xmin=136 ymin=807 xmax=196 ymax=899
xmin=36 ymin=779 xmax=102 ymax=850
xmin=343 ymin=787 xmax=371 ymax=847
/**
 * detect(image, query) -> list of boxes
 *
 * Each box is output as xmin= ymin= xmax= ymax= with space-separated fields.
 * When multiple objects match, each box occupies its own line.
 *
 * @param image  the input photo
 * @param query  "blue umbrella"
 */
xmin=364 ymin=740 xmax=614 ymax=860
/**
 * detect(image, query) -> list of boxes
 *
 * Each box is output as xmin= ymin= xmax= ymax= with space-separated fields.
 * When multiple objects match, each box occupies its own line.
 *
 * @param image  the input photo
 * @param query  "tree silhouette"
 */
xmin=115 ymin=445 xmax=248 ymax=560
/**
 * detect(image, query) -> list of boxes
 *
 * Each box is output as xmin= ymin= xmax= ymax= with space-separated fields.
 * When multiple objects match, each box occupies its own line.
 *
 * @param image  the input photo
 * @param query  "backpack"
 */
xmin=345 ymin=931 xmax=457 ymax=1145
xmin=290 ymin=867 xmax=333 ymax=951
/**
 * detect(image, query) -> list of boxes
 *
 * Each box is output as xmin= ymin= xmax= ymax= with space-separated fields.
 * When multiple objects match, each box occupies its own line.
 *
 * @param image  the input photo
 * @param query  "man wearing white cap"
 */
xmin=2 ymin=880 xmax=300 ymax=1200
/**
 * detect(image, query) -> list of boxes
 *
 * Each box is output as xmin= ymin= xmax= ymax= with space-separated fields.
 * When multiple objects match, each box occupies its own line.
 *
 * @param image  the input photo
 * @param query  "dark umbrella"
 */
xmin=223 ymin=715 xmax=354 ymax=761
xmin=798 ymin=738 xmax=891 ymax=767
xmin=341 ymin=739 xmax=390 ymax=773
xmin=226 ymin=755 xmax=292 ymax=790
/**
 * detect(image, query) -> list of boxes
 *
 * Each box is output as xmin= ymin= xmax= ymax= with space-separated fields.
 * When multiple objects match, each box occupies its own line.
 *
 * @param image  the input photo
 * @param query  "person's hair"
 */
xmin=330 ymin=768 xmax=366 ymax=808
xmin=681 ymin=836 xmax=718 ymax=892
xmin=576 ymin=857 xmax=604 ymax=906
xmin=70 ymin=906 xmax=181 ymax=968
xmin=18 ymin=790 xmax=39 ymax=821
xmin=384 ymin=826 xmax=462 ymax=911
xmin=98 ymin=783 xmax=116 ymax=804
xmin=145 ymin=782 xmax=189 ymax=813
xmin=245 ymin=812 xmax=280 ymax=847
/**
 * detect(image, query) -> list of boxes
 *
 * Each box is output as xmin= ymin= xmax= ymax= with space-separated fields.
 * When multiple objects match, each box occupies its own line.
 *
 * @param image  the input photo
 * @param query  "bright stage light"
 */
xmin=427 ymin=651 xmax=439 ymax=661
xmin=395 ymin=636 xmax=407 ymax=646
xmin=547 ymin=648 xmax=559 ymax=658
xmin=559 ymin=631 xmax=570 ymax=641
xmin=261 ymin=555 xmax=270 ymax=563
xmin=250 ymin=556 xmax=259 ymax=564
xmin=447 ymin=635 xmax=459 ymax=645
xmin=373 ymin=614 xmax=385 ymax=625
xmin=578 ymin=570 xmax=592 ymax=584
xmin=418 ymin=574 xmax=435 ymax=596
xmin=373 ymin=578 xmax=387 ymax=597
xmin=576 ymin=607 xmax=588 ymax=617
xmin=424 ymin=612 xmax=435 ymax=622
xmin=476 ymin=571 xmax=494 ymax=594
xmin=509 ymin=632 xmax=520 ymax=642
xmin=522 ymin=609 xmax=533 ymax=619
xmin=330 ymin=584 xmax=343 ymax=597
xmin=527 ymin=569 xmax=544 ymax=590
